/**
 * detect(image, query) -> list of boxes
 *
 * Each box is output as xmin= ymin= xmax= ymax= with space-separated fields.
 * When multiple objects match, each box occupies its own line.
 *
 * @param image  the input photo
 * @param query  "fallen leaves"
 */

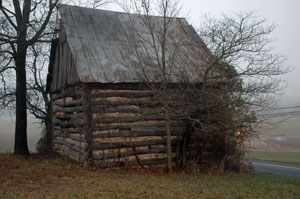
xmin=0 ymin=154 xmax=300 ymax=199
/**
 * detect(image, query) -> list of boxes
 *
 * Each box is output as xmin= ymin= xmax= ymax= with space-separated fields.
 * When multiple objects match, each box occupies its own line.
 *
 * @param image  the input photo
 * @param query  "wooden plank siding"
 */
xmin=51 ymin=27 xmax=80 ymax=92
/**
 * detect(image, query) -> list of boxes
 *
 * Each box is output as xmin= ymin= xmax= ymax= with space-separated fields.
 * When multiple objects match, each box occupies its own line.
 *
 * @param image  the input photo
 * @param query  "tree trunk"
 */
xmin=165 ymin=110 xmax=172 ymax=172
xmin=14 ymin=45 xmax=29 ymax=155
xmin=45 ymin=110 xmax=53 ymax=152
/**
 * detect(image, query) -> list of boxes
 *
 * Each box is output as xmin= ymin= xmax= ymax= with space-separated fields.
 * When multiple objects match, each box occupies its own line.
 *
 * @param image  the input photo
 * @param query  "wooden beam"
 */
xmin=90 ymin=99 xmax=162 ymax=107
xmin=52 ymin=116 xmax=86 ymax=126
xmin=91 ymin=122 xmax=181 ymax=131
xmin=82 ymin=83 xmax=93 ymax=167
xmin=92 ymin=114 xmax=179 ymax=124
xmin=53 ymin=139 xmax=85 ymax=154
xmin=53 ymin=146 xmax=85 ymax=162
xmin=93 ymin=147 xmax=173 ymax=160
xmin=93 ymin=129 xmax=181 ymax=139
xmin=91 ymin=107 xmax=140 ymax=114
xmin=92 ymin=125 xmax=131 ymax=131
xmin=54 ymin=113 xmax=84 ymax=121
xmin=53 ymin=131 xmax=84 ymax=142
xmin=53 ymin=98 xmax=84 ymax=107
xmin=87 ymin=83 xmax=150 ymax=90
xmin=93 ymin=139 xmax=178 ymax=150
xmin=54 ymin=126 xmax=84 ymax=134
xmin=52 ymin=92 xmax=82 ymax=101
xmin=53 ymin=106 xmax=83 ymax=113
xmin=91 ymin=91 xmax=154 ymax=99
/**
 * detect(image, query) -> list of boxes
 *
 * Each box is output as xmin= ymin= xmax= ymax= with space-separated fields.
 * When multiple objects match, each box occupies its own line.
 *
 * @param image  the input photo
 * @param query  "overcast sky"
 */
xmin=181 ymin=0 xmax=300 ymax=107
xmin=109 ymin=0 xmax=300 ymax=107
xmin=1 ymin=0 xmax=299 ymax=151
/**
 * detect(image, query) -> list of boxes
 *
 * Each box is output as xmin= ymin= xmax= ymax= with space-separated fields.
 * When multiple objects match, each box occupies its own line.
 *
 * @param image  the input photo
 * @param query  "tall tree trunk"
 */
xmin=14 ymin=45 xmax=29 ymax=155
xmin=43 ymin=111 xmax=53 ymax=153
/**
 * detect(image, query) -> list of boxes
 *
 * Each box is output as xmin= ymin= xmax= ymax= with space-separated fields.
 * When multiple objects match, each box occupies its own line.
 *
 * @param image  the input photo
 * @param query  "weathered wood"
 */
xmin=90 ymin=99 xmax=162 ymax=107
xmin=53 ymin=98 xmax=84 ymax=107
xmin=53 ymin=139 xmax=85 ymax=154
xmin=93 ymin=147 xmax=174 ymax=160
xmin=52 ymin=91 xmax=82 ymax=101
xmin=91 ymin=91 xmax=154 ymax=99
xmin=91 ymin=122 xmax=181 ymax=131
xmin=87 ymin=82 xmax=198 ymax=90
xmin=93 ymin=139 xmax=178 ymax=150
xmin=54 ymin=113 xmax=84 ymax=121
xmin=94 ymin=157 xmax=169 ymax=168
xmin=93 ymin=129 xmax=181 ymax=139
xmin=53 ymin=106 xmax=83 ymax=113
xmin=53 ymin=131 xmax=84 ymax=142
xmin=54 ymin=126 xmax=84 ymax=134
xmin=50 ymin=83 xmax=189 ymax=168
xmin=131 ymin=125 xmax=182 ymax=132
xmin=92 ymin=100 xmax=192 ymax=110
xmin=131 ymin=122 xmax=182 ymax=129
xmin=87 ymin=83 xmax=150 ymax=90
xmin=92 ymin=125 xmax=131 ymax=131
xmin=92 ymin=114 xmax=180 ymax=124
xmin=92 ymin=117 xmax=159 ymax=124
xmin=82 ymin=83 xmax=93 ymax=167
xmin=53 ymin=147 xmax=85 ymax=162
xmin=91 ymin=107 xmax=140 ymax=114
xmin=52 ymin=117 xmax=86 ymax=127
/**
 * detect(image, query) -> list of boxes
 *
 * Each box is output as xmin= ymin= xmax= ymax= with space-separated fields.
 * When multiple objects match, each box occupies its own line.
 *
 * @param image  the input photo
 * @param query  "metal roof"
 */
xmin=58 ymin=5 xmax=209 ymax=83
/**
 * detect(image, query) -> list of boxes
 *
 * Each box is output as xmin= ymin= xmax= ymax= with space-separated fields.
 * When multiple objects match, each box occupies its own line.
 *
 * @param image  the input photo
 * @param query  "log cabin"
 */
xmin=47 ymin=5 xmax=226 ymax=168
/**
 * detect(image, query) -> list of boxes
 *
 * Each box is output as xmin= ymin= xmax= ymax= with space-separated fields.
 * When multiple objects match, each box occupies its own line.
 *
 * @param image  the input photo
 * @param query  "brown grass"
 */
xmin=1 ymin=153 xmax=300 ymax=199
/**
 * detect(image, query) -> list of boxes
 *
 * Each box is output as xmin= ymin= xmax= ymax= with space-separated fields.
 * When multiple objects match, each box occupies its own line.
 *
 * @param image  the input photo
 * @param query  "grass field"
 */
xmin=247 ymin=151 xmax=300 ymax=164
xmin=0 ymin=154 xmax=300 ymax=199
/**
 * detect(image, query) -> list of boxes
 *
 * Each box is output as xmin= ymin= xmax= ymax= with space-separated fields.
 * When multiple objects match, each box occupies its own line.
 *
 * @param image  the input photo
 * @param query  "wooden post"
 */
xmin=165 ymin=109 xmax=172 ymax=172
xmin=83 ymin=83 xmax=93 ymax=167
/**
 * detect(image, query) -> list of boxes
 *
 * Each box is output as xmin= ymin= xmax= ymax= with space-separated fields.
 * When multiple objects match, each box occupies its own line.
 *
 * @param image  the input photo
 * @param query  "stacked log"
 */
xmin=89 ymin=86 xmax=183 ymax=168
xmin=52 ymin=85 xmax=85 ymax=162
xmin=51 ymin=83 xmax=185 ymax=168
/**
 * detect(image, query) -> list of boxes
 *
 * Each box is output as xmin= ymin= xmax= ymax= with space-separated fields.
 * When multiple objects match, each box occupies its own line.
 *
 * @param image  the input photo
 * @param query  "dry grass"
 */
xmin=0 ymin=153 xmax=300 ymax=199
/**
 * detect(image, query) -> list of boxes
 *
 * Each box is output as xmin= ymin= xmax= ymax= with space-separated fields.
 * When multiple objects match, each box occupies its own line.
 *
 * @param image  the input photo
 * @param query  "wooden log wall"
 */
xmin=89 ymin=84 xmax=184 ymax=168
xmin=51 ymin=85 xmax=86 ymax=162
xmin=51 ymin=83 xmax=187 ymax=168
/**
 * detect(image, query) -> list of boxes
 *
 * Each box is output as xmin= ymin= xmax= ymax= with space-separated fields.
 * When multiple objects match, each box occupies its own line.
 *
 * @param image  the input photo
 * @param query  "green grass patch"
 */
xmin=0 ymin=153 xmax=300 ymax=199
xmin=247 ymin=151 xmax=300 ymax=164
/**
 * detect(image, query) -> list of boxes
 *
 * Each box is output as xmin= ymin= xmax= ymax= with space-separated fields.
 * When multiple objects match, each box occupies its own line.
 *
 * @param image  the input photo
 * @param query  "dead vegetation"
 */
xmin=1 ymin=153 xmax=300 ymax=199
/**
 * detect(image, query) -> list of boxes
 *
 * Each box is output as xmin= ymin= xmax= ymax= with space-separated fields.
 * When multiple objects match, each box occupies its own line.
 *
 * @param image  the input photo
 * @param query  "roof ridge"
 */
xmin=58 ymin=4 xmax=186 ymax=20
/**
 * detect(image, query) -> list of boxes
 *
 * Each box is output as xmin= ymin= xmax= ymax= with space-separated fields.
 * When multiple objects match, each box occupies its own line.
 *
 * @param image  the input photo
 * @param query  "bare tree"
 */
xmin=119 ymin=0 xmax=194 ymax=171
xmin=26 ymin=43 xmax=53 ymax=153
xmin=118 ymin=1 xmax=290 ymax=171
xmin=178 ymin=11 xmax=291 ymax=170
xmin=0 ymin=0 xmax=60 ymax=155
xmin=0 ymin=0 xmax=113 ymax=155
xmin=197 ymin=11 xmax=290 ymax=133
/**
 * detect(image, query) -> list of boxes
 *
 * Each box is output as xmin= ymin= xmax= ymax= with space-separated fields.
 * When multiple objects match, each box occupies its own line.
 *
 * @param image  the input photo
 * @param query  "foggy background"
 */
xmin=1 ymin=0 xmax=299 ymax=152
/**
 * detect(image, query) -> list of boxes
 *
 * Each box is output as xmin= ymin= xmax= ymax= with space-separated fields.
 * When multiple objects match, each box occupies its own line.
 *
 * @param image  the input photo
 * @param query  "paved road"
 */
xmin=251 ymin=160 xmax=300 ymax=177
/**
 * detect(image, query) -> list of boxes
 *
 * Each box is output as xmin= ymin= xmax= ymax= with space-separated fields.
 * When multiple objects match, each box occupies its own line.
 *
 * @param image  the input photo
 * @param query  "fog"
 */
xmin=107 ymin=0 xmax=300 ymax=106
xmin=0 ymin=119 xmax=41 ymax=153
xmin=181 ymin=0 xmax=300 ymax=106
xmin=0 ymin=0 xmax=299 ymax=152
